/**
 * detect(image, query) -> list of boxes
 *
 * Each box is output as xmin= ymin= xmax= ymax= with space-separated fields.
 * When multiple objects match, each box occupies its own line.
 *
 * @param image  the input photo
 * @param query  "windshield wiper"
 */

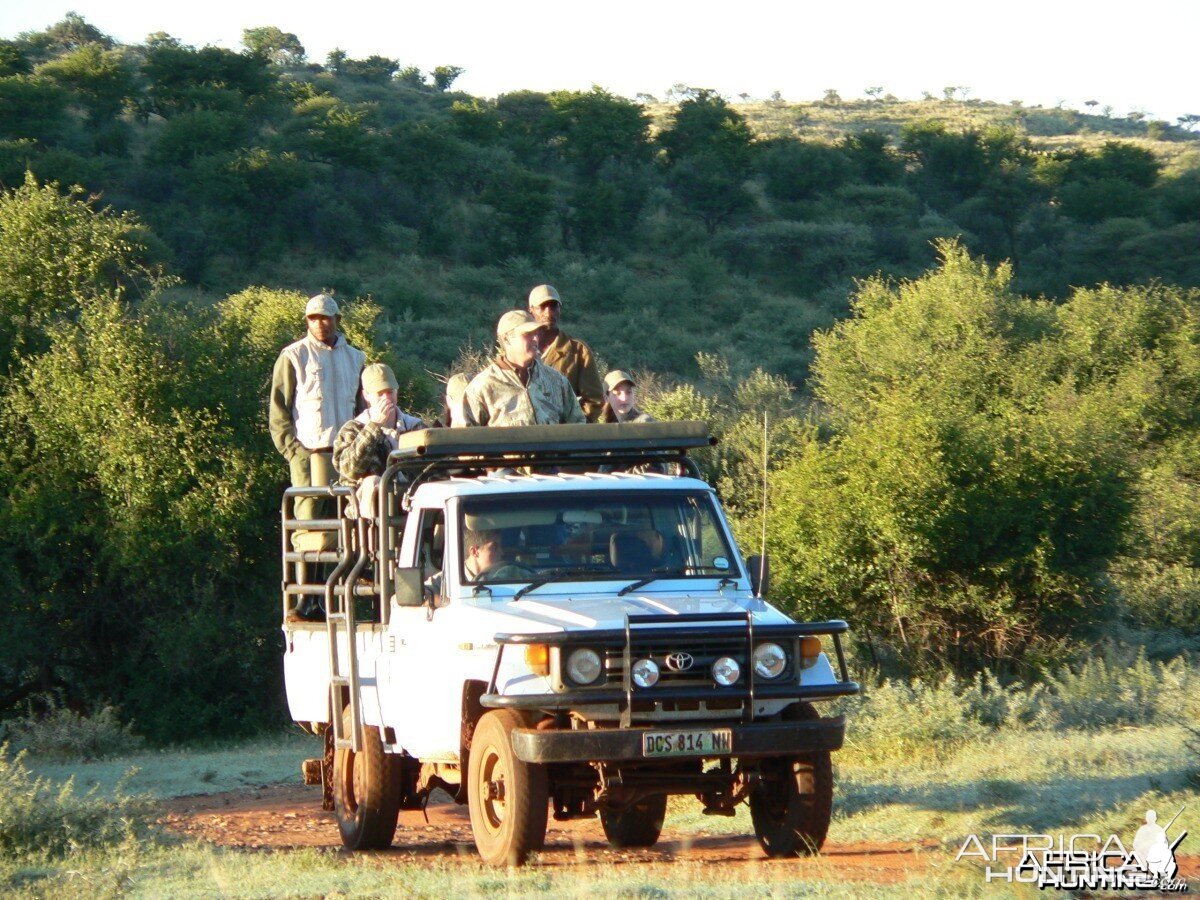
xmin=617 ymin=577 xmax=656 ymax=596
xmin=511 ymin=568 xmax=598 ymax=601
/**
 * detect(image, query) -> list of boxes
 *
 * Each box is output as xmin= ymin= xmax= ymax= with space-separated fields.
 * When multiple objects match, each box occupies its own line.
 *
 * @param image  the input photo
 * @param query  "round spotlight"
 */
xmin=631 ymin=658 xmax=660 ymax=688
xmin=712 ymin=656 xmax=741 ymax=686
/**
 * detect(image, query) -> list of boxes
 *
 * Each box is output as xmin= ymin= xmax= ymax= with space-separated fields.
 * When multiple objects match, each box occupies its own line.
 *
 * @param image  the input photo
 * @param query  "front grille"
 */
xmin=601 ymin=636 xmax=791 ymax=687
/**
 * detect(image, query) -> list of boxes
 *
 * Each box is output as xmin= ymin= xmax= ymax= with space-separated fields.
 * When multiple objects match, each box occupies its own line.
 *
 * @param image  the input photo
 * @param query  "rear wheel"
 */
xmin=333 ymin=708 xmax=403 ymax=850
xmin=468 ymin=709 xmax=548 ymax=866
xmin=600 ymin=794 xmax=667 ymax=848
xmin=747 ymin=703 xmax=833 ymax=857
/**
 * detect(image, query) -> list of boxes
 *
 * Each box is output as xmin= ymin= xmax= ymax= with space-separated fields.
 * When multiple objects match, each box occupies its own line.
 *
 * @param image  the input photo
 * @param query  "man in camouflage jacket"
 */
xmin=333 ymin=363 xmax=424 ymax=518
xmin=463 ymin=310 xmax=586 ymax=427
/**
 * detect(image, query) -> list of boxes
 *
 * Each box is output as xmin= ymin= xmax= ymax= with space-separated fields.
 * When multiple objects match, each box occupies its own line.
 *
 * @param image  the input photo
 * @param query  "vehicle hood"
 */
xmin=488 ymin=591 xmax=791 ymax=631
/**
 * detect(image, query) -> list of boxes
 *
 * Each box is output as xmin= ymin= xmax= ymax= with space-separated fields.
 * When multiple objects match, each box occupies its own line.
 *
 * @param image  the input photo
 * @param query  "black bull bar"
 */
xmin=480 ymin=613 xmax=860 ymax=750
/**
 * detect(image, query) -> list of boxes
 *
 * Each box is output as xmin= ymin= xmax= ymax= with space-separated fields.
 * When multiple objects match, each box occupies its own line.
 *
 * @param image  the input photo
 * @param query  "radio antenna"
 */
xmin=759 ymin=413 xmax=769 ymax=597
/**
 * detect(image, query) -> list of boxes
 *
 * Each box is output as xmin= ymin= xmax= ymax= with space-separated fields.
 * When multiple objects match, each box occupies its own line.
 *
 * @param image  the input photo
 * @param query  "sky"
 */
xmin=1 ymin=1 xmax=1197 ymax=123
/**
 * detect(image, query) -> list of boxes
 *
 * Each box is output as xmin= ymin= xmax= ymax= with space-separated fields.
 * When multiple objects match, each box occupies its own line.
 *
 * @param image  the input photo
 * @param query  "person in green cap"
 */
xmin=333 ymin=363 xmax=424 ymax=518
xmin=601 ymin=369 xmax=655 ymax=423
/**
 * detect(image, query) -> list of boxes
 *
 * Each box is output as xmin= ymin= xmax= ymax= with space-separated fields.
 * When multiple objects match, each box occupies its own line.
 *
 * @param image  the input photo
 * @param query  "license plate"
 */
xmin=642 ymin=728 xmax=733 ymax=757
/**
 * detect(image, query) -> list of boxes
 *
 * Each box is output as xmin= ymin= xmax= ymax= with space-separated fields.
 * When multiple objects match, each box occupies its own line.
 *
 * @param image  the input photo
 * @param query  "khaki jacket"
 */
xmin=538 ymin=330 xmax=605 ymax=422
xmin=463 ymin=357 xmax=586 ymax=427
xmin=269 ymin=333 xmax=365 ymax=459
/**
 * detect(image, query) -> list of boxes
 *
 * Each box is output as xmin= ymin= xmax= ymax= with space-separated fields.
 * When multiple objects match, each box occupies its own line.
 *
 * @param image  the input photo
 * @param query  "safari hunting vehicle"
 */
xmin=280 ymin=422 xmax=859 ymax=865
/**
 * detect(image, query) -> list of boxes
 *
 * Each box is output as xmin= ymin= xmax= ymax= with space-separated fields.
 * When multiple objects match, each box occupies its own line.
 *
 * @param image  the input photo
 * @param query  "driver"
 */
xmin=465 ymin=529 xmax=531 ymax=582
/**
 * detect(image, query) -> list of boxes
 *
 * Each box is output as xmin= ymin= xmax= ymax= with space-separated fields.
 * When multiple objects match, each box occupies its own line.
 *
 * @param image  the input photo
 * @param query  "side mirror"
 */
xmin=391 ymin=567 xmax=425 ymax=607
xmin=747 ymin=553 xmax=770 ymax=598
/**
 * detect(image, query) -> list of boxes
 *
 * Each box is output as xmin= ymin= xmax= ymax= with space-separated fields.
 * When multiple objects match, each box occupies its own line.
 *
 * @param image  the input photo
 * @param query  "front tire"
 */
xmin=467 ymin=709 xmax=548 ymax=866
xmin=333 ymin=708 xmax=403 ymax=850
xmin=747 ymin=704 xmax=833 ymax=857
xmin=600 ymin=794 xmax=667 ymax=848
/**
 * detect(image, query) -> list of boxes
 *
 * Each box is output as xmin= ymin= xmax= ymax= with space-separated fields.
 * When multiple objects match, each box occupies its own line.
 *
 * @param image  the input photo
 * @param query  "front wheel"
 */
xmin=746 ymin=704 xmax=833 ymax=857
xmin=468 ymin=709 xmax=549 ymax=866
xmin=333 ymin=708 xmax=403 ymax=850
xmin=600 ymin=794 xmax=667 ymax=848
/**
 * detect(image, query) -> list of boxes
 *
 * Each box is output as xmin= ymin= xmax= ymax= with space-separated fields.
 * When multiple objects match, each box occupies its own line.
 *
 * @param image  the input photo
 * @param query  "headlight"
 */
xmin=753 ymin=642 xmax=787 ymax=679
xmin=712 ymin=656 xmax=740 ymax=686
xmin=565 ymin=648 xmax=603 ymax=685
xmin=631 ymin=658 xmax=659 ymax=688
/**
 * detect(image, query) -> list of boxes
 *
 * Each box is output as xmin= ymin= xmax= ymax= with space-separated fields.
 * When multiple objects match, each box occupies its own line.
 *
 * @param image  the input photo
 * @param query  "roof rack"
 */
xmin=381 ymin=421 xmax=714 ymax=507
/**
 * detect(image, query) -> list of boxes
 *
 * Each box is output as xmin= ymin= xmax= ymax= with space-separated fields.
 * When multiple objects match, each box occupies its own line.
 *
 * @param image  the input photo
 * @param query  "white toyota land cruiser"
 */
xmin=280 ymin=422 xmax=858 ymax=866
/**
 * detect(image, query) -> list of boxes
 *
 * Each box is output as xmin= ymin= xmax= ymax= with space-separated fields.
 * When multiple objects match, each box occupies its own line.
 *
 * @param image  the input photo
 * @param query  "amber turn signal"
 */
xmin=800 ymin=636 xmax=822 ymax=668
xmin=524 ymin=643 xmax=550 ymax=676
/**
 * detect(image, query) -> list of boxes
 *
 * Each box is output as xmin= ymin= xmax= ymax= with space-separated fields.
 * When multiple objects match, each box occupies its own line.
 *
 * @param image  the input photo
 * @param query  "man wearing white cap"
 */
xmin=527 ymin=284 xmax=605 ymax=422
xmin=333 ymin=363 xmax=424 ymax=518
xmin=601 ymin=370 xmax=655 ymax=423
xmin=269 ymin=293 xmax=366 ymax=527
xmin=463 ymin=309 xmax=586 ymax=427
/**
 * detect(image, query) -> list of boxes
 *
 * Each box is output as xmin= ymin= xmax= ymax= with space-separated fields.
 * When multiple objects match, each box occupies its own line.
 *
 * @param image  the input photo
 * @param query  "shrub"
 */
xmin=10 ymin=704 xmax=144 ymax=761
xmin=845 ymin=675 xmax=987 ymax=760
xmin=0 ymin=745 xmax=150 ymax=858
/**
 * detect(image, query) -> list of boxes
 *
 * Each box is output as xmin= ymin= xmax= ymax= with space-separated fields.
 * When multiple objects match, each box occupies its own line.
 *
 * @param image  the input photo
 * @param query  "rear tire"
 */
xmin=333 ymin=708 xmax=403 ymax=850
xmin=467 ymin=709 xmax=548 ymax=866
xmin=747 ymin=703 xmax=833 ymax=857
xmin=600 ymin=794 xmax=667 ymax=848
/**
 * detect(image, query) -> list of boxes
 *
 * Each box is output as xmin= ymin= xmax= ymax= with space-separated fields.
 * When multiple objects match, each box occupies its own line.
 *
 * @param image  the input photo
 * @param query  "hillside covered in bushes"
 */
xmin=1 ymin=15 xmax=1198 ymax=741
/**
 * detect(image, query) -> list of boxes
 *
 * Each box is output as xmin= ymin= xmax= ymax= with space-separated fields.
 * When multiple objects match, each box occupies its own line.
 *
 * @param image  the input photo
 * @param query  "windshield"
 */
xmin=459 ymin=491 xmax=738 ymax=586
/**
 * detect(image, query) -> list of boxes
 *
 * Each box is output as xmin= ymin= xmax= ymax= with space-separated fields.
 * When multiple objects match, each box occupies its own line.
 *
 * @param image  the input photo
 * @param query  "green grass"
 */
xmin=0 ymin=841 xmax=1001 ymax=899
xmin=667 ymin=724 xmax=1197 ymax=848
xmin=25 ymin=731 xmax=318 ymax=800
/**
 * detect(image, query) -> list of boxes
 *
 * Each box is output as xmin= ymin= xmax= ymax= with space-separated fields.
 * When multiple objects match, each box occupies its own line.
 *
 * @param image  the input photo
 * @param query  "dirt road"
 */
xmin=161 ymin=784 xmax=1200 ymax=886
xmin=159 ymin=783 xmax=939 ymax=883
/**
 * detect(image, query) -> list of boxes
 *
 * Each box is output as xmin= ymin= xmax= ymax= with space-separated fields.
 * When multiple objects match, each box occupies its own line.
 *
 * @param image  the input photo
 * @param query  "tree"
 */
xmin=767 ymin=242 xmax=1193 ymax=667
xmin=657 ymin=89 xmax=754 ymax=172
xmin=432 ymin=65 xmax=464 ymax=91
xmin=0 ymin=173 xmax=165 ymax=372
xmin=546 ymin=87 xmax=649 ymax=176
xmin=241 ymin=26 xmax=306 ymax=66
xmin=36 ymin=43 xmax=136 ymax=126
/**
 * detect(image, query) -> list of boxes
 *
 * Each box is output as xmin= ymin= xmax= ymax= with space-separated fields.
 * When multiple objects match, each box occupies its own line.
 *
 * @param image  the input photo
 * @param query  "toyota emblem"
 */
xmin=664 ymin=652 xmax=694 ymax=672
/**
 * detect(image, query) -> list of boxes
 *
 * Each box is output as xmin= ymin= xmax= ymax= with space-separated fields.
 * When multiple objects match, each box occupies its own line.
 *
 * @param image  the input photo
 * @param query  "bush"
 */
xmin=1037 ymin=651 xmax=1194 ymax=729
xmin=10 ymin=704 xmax=144 ymax=761
xmin=845 ymin=675 xmax=987 ymax=760
xmin=0 ymin=745 xmax=150 ymax=859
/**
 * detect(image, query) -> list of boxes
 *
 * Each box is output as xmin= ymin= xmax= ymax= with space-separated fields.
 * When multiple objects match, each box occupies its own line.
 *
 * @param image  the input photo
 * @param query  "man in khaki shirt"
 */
xmin=528 ymin=284 xmax=605 ymax=422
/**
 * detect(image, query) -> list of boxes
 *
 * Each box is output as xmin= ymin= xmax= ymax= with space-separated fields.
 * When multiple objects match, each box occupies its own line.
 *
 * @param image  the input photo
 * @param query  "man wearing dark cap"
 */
xmin=463 ymin=309 xmax=585 ymax=427
xmin=269 ymin=293 xmax=365 ymax=530
xmin=527 ymin=284 xmax=605 ymax=422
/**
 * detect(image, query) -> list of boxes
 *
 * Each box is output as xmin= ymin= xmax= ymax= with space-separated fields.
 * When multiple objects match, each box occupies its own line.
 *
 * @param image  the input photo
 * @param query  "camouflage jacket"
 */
xmin=332 ymin=409 xmax=425 ymax=483
xmin=463 ymin=357 xmax=586 ymax=427
xmin=538 ymin=330 xmax=605 ymax=422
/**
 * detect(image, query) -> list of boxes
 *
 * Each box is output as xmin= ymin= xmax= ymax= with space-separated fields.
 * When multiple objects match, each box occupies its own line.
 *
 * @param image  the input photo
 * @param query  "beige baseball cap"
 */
xmin=361 ymin=363 xmax=399 ymax=393
xmin=604 ymin=369 xmax=636 ymax=392
xmin=305 ymin=293 xmax=339 ymax=317
xmin=528 ymin=284 xmax=561 ymax=307
xmin=496 ymin=309 xmax=542 ymax=340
